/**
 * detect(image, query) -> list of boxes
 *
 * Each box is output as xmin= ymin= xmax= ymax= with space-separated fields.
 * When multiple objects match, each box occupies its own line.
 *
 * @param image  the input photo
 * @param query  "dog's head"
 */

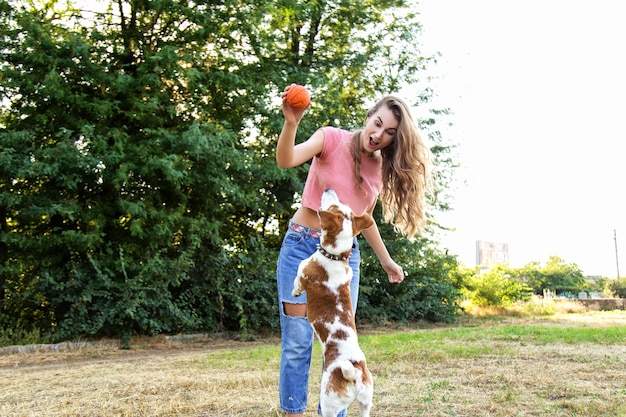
xmin=318 ymin=189 xmax=374 ymax=252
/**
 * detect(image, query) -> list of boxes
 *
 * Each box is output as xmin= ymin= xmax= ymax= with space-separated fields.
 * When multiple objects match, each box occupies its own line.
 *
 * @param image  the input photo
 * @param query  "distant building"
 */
xmin=476 ymin=240 xmax=509 ymax=272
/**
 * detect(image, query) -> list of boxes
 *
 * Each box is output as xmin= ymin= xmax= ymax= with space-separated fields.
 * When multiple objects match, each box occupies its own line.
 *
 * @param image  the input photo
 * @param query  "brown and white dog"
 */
xmin=292 ymin=188 xmax=374 ymax=417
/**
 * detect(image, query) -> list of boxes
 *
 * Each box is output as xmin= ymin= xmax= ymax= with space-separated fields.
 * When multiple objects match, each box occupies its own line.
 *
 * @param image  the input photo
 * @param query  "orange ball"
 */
xmin=285 ymin=85 xmax=311 ymax=110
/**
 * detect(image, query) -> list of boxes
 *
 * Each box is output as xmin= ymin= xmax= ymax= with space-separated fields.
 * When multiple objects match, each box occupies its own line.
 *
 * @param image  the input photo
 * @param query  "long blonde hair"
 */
xmin=351 ymin=96 xmax=432 ymax=239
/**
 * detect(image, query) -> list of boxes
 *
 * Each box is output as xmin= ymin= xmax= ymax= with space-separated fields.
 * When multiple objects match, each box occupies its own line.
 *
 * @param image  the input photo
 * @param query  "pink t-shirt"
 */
xmin=301 ymin=126 xmax=382 ymax=215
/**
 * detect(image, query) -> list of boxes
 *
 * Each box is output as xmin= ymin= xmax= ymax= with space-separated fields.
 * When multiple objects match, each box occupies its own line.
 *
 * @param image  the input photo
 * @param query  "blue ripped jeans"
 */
xmin=277 ymin=221 xmax=360 ymax=416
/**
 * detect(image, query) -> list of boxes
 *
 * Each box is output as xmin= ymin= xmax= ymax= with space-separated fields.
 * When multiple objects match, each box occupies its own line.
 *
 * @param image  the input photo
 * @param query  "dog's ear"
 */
xmin=319 ymin=209 xmax=342 ymax=232
xmin=352 ymin=212 xmax=374 ymax=235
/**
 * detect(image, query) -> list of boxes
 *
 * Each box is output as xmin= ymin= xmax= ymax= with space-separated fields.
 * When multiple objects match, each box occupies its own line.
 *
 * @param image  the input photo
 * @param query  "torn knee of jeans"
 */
xmin=282 ymin=302 xmax=307 ymax=317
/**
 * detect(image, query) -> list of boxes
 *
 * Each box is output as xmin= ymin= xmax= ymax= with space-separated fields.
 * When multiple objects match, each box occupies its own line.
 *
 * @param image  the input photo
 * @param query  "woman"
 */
xmin=276 ymin=85 xmax=431 ymax=417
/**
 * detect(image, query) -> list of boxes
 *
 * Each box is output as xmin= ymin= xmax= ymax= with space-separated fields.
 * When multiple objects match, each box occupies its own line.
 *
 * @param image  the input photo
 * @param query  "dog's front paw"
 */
xmin=292 ymin=276 xmax=303 ymax=297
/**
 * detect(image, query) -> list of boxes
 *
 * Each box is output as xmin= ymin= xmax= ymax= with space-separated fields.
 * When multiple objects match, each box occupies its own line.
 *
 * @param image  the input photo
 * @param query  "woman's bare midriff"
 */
xmin=291 ymin=206 xmax=321 ymax=230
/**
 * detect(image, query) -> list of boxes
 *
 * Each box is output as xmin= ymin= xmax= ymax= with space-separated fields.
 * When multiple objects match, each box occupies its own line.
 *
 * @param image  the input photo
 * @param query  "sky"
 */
xmin=414 ymin=0 xmax=625 ymax=277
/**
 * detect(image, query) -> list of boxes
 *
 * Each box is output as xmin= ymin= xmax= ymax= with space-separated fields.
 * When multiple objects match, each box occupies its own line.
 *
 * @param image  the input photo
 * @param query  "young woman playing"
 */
xmin=275 ymin=84 xmax=432 ymax=417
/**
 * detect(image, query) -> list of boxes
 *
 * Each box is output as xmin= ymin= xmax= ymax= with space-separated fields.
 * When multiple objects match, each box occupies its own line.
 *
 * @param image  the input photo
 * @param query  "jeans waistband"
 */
xmin=288 ymin=221 xmax=321 ymax=239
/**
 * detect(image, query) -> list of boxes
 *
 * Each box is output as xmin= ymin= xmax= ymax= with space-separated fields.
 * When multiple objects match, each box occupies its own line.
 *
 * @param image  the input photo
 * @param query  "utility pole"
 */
xmin=614 ymin=229 xmax=620 ymax=284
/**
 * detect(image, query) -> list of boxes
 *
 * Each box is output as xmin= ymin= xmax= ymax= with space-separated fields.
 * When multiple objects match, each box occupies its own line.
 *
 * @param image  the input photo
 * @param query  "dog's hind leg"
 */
xmin=358 ymin=401 xmax=372 ymax=417
xmin=357 ymin=380 xmax=373 ymax=417
xmin=320 ymin=401 xmax=343 ymax=417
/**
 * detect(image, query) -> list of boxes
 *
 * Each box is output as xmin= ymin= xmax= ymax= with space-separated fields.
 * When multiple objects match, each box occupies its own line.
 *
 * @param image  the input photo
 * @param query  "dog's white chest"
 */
xmin=315 ymin=256 xmax=352 ymax=291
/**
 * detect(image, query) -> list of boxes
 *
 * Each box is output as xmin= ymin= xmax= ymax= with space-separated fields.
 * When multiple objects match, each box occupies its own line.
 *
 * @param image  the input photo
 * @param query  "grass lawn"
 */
xmin=1 ymin=311 xmax=626 ymax=416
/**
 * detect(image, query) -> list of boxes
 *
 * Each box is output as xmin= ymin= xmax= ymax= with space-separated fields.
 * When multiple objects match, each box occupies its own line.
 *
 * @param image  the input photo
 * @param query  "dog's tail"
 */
xmin=339 ymin=360 xmax=362 ymax=382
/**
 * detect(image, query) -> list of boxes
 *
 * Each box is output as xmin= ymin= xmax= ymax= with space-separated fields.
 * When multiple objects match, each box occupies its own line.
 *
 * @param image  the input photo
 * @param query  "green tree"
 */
xmin=606 ymin=279 xmax=626 ymax=298
xmin=1 ymin=0 xmax=458 ymax=341
xmin=581 ymin=276 xmax=606 ymax=294
xmin=463 ymin=264 xmax=533 ymax=308
xmin=0 ymin=0 xmax=259 ymax=338
xmin=513 ymin=256 xmax=586 ymax=297
xmin=514 ymin=261 xmax=546 ymax=295
xmin=543 ymin=256 xmax=586 ymax=296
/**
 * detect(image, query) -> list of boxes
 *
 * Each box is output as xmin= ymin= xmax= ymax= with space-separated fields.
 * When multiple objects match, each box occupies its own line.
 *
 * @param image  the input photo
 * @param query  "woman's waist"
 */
xmin=291 ymin=206 xmax=321 ymax=230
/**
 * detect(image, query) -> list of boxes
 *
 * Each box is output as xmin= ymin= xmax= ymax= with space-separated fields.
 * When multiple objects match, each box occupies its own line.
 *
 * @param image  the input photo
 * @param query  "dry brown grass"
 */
xmin=2 ymin=312 xmax=626 ymax=417
xmin=462 ymin=296 xmax=589 ymax=318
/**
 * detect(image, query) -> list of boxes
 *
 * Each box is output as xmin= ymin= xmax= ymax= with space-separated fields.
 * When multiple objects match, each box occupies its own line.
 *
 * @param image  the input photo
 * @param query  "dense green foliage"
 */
xmin=0 ymin=0 xmax=460 ymax=343
xmin=607 ymin=279 xmax=626 ymax=298
xmin=513 ymin=256 xmax=587 ymax=297
xmin=455 ymin=257 xmax=606 ymax=308
xmin=462 ymin=265 xmax=533 ymax=308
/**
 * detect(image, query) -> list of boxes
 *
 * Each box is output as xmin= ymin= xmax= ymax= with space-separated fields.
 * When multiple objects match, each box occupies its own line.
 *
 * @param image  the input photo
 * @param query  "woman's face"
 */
xmin=361 ymin=106 xmax=398 ymax=155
